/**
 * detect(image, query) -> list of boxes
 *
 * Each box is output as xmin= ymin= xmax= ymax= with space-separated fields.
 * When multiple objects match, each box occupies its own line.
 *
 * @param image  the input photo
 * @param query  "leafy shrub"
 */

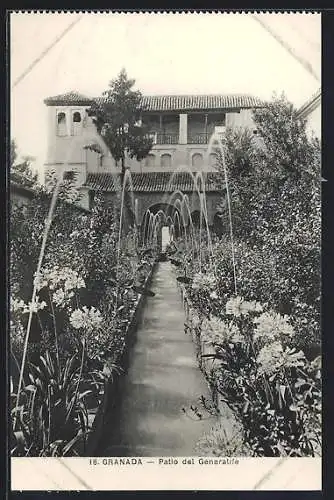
xmin=11 ymin=348 xmax=92 ymax=457
xmin=10 ymin=180 xmax=156 ymax=456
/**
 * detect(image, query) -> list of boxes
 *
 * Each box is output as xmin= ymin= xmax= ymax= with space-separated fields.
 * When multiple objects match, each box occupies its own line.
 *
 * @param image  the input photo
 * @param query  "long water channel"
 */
xmin=102 ymin=261 xmax=216 ymax=456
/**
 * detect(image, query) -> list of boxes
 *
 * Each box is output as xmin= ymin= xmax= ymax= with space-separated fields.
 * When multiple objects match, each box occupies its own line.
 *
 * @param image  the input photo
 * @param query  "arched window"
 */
xmin=73 ymin=111 xmax=81 ymax=123
xmin=57 ymin=112 xmax=67 ymax=136
xmin=72 ymin=111 xmax=82 ymax=136
xmin=191 ymin=210 xmax=201 ymax=227
xmin=63 ymin=170 xmax=76 ymax=181
xmin=160 ymin=153 xmax=172 ymax=168
xmin=145 ymin=154 xmax=156 ymax=167
xmin=209 ymin=153 xmax=218 ymax=168
xmin=192 ymin=153 xmax=203 ymax=168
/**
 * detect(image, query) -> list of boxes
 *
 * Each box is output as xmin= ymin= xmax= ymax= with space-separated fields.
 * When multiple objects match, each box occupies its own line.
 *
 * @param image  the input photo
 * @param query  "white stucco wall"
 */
xmin=45 ymin=103 xmax=257 ymax=182
xmin=305 ymin=103 xmax=321 ymax=140
xmin=44 ymin=104 xmax=118 ymax=187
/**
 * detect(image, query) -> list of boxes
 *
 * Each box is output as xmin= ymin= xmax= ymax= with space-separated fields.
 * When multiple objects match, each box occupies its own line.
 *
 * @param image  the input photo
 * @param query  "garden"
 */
xmin=168 ymin=95 xmax=321 ymax=457
xmin=10 ymin=93 xmax=321 ymax=458
xmin=10 ymin=177 xmax=157 ymax=456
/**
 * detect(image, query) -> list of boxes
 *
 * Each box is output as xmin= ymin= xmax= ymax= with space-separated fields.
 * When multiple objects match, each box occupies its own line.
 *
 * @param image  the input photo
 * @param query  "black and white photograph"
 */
xmin=9 ymin=11 xmax=321 ymax=490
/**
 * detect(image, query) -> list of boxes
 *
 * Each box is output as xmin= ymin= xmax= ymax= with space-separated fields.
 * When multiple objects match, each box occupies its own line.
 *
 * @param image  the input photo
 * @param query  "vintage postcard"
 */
xmin=9 ymin=10 xmax=321 ymax=491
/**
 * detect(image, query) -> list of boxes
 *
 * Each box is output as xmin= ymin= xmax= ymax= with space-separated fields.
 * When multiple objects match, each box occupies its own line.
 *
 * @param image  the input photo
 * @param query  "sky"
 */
xmin=10 ymin=12 xmax=321 ymax=176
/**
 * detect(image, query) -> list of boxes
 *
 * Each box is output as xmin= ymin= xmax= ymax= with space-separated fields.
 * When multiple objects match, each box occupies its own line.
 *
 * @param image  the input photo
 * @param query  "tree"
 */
xmin=218 ymin=94 xmax=320 ymax=242
xmin=10 ymin=140 xmax=38 ymax=188
xmin=88 ymin=69 xmax=153 ymax=176
xmin=217 ymin=94 xmax=321 ymax=353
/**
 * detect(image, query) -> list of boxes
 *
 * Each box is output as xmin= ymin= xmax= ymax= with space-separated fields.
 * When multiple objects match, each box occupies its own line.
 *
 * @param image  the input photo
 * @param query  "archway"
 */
xmin=213 ymin=212 xmax=224 ymax=238
xmin=192 ymin=153 xmax=204 ymax=168
xmin=141 ymin=203 xmax=183 ymax=252
xmin=191 ymin=210 xmax=201 ymax=228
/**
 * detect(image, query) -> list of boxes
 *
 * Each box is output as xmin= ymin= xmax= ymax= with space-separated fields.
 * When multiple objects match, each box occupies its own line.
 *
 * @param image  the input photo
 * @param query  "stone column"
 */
xmin=179 ymin=113 xmax=188 ymax=144
xmin=226 ymin=112 xmax=240 ymax=128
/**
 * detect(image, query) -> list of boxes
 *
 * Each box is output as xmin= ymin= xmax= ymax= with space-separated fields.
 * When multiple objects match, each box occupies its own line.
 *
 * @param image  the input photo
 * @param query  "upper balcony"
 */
xmin=145 ymin=112 xmax=226 ymax=147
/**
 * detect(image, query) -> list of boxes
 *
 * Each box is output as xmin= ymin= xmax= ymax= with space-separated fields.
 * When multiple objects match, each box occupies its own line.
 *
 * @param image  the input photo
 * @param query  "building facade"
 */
xmin=44 ymin=91 xmax=263 ymax=228
xmin=296 ymin=88 xmax=321 ymax=140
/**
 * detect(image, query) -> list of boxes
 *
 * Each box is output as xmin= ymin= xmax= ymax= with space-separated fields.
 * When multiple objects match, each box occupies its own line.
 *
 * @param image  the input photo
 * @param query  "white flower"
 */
xmin=253 ymin=311 xmax=294 ymax=344
xmin=70 ymin=309 xmax=85 ymax=329
xmin=22 ymin=297 xmax=47 ymax=314
xmin=202 ymin=316 xmax=243 ymax=345
xmin=192 ymin=272 xmax=217 ymax=291
xmin=52 ymin=288 xmax=65 ymax=307
xmin=256 ymin=341 xmax=284 ymax=375
xmin=226 ymin=296 xmax=263 ymax=317
xmin=52 ymin=288 xmax=74 ymax=307
xmin=34 ymin=266 xmax=85 ymax=292
xmin=246 ymin=300 xmax=263 ymax=313
xmin=256 ymin=342 xmax=305 ymax=376
xmin=210 ymin=291 xmax=218 ymax=300
xmin=64 ymin=272 xmax=85 ymax=291
xmin=69 ymin=306 xmax=103 ymax=332
xmin=10 ymin=298 xmax=26 ymax=313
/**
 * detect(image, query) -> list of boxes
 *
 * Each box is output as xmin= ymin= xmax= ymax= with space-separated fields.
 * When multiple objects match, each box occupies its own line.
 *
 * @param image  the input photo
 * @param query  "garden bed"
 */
xmin=178 ymin=284 xmax=242 ymax=444
xmin=173 ymin=269 xmax=321 ymax=457
xmin=85 ymin=261 xmax=157 ymax=456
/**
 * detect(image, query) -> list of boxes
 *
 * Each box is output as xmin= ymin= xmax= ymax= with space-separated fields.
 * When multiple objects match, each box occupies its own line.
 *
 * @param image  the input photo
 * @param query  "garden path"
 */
xmin=103 ymin=261 xmax=216 ymax=456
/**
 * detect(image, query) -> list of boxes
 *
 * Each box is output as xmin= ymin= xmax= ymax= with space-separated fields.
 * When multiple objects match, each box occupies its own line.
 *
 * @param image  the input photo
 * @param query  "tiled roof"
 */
xmin=141 ymin=94 xmax=264 ymax=111
xmin=84 ymin=171 xmax=223 ymax=193
xmin=297 ymin=88 xmax=321 ymax=118
xmin=44 ymin=91 xmax=94 ymax=106
xmin=45 ymin=91 xmax=264 ymax=111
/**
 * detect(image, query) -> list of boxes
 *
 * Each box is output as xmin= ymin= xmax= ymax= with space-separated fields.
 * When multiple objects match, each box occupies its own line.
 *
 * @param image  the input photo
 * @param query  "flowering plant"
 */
xmin=177 ymin=242 xmax=321 ymax=457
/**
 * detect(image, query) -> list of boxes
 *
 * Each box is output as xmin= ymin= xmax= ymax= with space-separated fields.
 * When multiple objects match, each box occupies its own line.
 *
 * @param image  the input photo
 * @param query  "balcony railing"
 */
xmin=156 ymin=133 xmax=179 ymax=145
xmin=187 ymin=133 xmax=210 ymax=144
xmin=147 ymin=132 xmax=212 ymax=145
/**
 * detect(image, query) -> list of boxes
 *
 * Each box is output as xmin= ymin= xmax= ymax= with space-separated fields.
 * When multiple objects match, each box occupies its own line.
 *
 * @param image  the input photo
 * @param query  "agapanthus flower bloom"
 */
xmin=22 ymin=297 xmax=47 ymax=314
xmin=34 ymin=266 xmax=85 ymax=292
xmin=257 ymin=342 xmax=305 ymax=376
xmin=52 ymin=288 xmax=74 ymax=308
xmin=192 ymin=272 xmax=217 ymax=291
xmin=256 ymin=341 xmax=284 ymax=375
xmin=202 ymin=316 xmax=243 ymax=345
xmin=10 ymin=297 xmax=26 ymax=313
xmin=225 ymin=296 xmax=262 ymax=317
xmin=253 ymin=311 xmax=294 ymax=344
xmin=69 ymin=306 xmax=103 ymax=332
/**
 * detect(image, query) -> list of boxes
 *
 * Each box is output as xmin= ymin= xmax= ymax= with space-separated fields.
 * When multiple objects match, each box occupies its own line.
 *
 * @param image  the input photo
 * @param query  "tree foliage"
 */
xmin=88 ymin=69 xmax=153 ymax=173
xmin=10 ymin=140 xmax=38 ymax=188
xmin=216 ymin=94 xmax=321 ymax=352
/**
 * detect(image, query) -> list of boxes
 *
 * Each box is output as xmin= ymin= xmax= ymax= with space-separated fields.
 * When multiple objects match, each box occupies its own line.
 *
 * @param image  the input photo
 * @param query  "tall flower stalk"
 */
xmin=13 ymin=175 xmax=62 ymax=430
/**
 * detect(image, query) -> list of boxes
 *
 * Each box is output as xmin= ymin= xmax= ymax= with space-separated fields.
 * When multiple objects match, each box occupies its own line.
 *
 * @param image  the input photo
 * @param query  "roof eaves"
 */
xmin=297 ymin=88 xmax=321 ymax=118
xmin=45 ymin=92 xmax=265 ymax=111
